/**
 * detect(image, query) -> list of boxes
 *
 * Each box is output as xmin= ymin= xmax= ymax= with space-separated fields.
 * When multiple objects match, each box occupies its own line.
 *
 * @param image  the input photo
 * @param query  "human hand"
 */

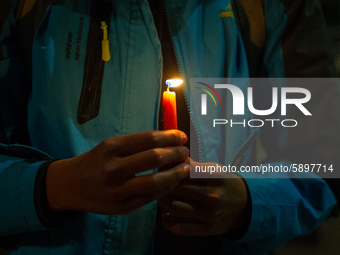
xmin=46 ymin=130 xmax=190 ymax=215
xmin=158 ymin=160 xmax=249 ymax=236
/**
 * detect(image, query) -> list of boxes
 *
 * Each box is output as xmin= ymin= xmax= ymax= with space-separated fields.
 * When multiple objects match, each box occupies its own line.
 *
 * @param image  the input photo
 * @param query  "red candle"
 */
xmin=163 ymin=86 xmax=178 ymax=130
xmin=162 ymin=79 xmax=183 ymax=130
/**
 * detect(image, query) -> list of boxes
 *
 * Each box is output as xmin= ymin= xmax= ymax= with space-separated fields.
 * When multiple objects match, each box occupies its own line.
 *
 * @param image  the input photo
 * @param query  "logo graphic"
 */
xmin=220 ymin=3 xmax=234 ymax=18
xmin=197 ymin=82 xmax=222 ymax=115
xmin=196 ymin=82 xmax=312 ymax=128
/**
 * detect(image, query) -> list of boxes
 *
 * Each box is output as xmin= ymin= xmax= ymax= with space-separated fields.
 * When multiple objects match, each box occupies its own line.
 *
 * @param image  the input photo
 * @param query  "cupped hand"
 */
xmin=46 ymin=130 xmax=190 ymax=215
xmin=158 ymin=160 xmax=249 ymax=236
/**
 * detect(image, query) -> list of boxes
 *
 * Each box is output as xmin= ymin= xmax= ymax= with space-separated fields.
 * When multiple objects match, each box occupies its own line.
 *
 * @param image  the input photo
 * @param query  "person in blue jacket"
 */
xmin=0 ymin=0 xmax=339 ymax=255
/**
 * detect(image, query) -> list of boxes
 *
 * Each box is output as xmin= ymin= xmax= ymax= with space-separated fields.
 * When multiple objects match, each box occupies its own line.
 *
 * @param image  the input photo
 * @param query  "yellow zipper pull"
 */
xmin=100 ymin=21 xmax=110 ymax=62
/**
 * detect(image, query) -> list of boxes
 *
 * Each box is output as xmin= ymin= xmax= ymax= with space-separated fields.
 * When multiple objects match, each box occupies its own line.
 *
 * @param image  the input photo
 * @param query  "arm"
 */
xmin=0 ymin=132 xmax=191 ymax=237
xmin=0 ymin=0 xmax=55 ymax=236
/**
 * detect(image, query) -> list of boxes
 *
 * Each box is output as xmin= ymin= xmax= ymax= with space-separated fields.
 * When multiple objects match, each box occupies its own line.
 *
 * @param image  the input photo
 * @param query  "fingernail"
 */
xmin=183 ymin=163 xmax=190 ymax=173
xmin=180 ymin=132 xmax=187 ymax=144
xmin=162 ymin=211 xmax=175 ymax=221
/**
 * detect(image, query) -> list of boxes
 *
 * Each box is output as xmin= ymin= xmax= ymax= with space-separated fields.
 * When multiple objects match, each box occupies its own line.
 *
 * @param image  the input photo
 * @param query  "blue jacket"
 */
xmin=0 ymin=0 xmax=338 ymax=254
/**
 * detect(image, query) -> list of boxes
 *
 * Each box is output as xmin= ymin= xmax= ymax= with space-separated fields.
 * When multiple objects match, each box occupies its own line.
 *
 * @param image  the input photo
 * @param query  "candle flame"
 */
xmin=166 ymin=79 xmax=183 ymax=88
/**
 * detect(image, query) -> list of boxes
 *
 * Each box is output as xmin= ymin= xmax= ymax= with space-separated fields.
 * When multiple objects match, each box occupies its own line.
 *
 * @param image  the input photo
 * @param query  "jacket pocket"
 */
xmin=77 ymin=0 xmax=112 ymax=125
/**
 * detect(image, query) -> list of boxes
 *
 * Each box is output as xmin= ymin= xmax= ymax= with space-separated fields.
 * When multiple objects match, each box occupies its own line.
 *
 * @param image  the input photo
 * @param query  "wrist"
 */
xmin=35 ymin=159 xmax=78 ymax=228
xmin=45 ymin=159 xmax=73 ymax=212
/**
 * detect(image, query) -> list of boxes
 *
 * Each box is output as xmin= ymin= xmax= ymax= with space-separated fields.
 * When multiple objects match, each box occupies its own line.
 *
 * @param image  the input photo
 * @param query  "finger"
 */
xmin=158 ymin=195 xmax=207 ymax=221
xmin=172 ymin=182 xmax=210 ymax=198
xmin=122 ymin=162 xmax=190 ymax=196
xmin=165 ymin=178 xmax=228 ymax=208
xmin=189 ymin=161 xmax=235 ymax=180
xmin=169 ymin=182 xmax=220 ymax=207
xmin=116 ymin=146 xmax=189 ymax=176
xmin=189 ymin=160 xmax=217 ymax=181
xmin=109 ymin=130 xmax=188 ymax=156
xmin=118 ymin=181 xmax=186 ymax=214
xmin=161 ymin=212 xmax=210 ymax=236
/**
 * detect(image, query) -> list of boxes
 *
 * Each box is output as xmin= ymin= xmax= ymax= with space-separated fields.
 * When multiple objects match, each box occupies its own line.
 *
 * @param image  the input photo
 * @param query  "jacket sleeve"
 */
xmin=0 ymin=0 xmax=51 ymax=236
xmin=238 ymin=169 xmax=337 ymax=252
xmin=237 ymin=0 xmax=339 ymax=252
xmin=0 ymin=154 xmax=48 ymax=236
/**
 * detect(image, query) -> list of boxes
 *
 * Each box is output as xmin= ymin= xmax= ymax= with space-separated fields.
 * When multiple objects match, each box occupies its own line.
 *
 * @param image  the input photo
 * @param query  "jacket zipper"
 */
xmin=77 ymin=0 xmax=112 ymax=125
xmin=164 ymin=1 xmax=203 ymax=162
